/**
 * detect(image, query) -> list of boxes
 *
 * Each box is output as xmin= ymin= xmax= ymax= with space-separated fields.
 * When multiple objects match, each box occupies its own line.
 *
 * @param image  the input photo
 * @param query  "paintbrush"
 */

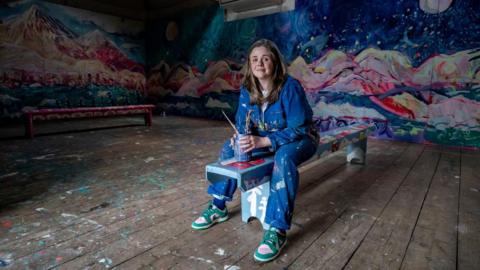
xmin=245 ymin=109 xmax=252 ymax=134
xmin=222 ymin=110 xmax=239 ymax=134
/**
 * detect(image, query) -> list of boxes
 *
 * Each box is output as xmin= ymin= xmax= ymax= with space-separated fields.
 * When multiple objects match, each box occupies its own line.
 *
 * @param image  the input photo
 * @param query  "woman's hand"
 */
xmin=238 ymin=135 xmax=271 ymax=153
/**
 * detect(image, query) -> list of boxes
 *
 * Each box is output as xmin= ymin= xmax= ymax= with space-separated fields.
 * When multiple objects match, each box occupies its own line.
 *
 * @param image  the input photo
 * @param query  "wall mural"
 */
xmin=147 ymin=0 xmax=480 ymax=148
xmin=0 ymin=0 xmax=146 ymax=121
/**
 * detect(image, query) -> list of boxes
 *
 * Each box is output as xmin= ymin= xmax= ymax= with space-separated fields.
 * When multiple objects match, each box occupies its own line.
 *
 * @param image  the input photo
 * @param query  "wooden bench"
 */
xmin=205 ymin=123 xmax=375 ymax=229
xmin=24 ymin=105 xmax=155 ymax=138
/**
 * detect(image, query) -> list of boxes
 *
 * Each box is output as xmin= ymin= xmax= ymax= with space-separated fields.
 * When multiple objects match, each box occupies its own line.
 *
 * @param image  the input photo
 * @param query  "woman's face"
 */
xmin=249 ymin=46 xmax=274 ymax=81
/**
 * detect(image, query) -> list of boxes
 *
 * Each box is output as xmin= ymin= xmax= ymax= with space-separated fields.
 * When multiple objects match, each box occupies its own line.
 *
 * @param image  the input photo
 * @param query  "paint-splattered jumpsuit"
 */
xmin=207 ymin=76 xmax=318 ymax=230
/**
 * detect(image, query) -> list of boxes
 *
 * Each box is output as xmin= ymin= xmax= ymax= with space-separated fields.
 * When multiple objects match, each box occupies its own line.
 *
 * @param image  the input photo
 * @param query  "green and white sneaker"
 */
xmin=253 ymin=227 xmax=287 ymax=263
xmin=191 ymin=201 xmax=228 ymax=230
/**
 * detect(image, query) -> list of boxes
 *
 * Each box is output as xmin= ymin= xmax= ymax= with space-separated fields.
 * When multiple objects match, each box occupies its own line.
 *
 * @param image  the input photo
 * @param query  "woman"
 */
xmin=191 ymin=39 xmax=318 ymax=262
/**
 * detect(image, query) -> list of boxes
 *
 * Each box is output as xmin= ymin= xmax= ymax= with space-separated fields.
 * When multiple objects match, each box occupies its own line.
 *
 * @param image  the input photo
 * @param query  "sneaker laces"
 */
xmin=263 ymin=229 xmax=280 ymax=248
xmin=202 ymin=202 xmax=222 ymax=220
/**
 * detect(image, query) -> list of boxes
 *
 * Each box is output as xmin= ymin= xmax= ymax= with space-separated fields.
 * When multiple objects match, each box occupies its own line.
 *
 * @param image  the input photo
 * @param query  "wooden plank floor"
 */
xmin=0 ymin=116 xmax=479 ymax=270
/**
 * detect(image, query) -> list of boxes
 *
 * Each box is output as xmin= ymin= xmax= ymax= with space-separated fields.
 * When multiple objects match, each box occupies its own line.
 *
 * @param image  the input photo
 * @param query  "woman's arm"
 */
xmin=266 ymin=78 xmax=313 ymax=151
xmin=235 ymin=87 xmax=250 ymax=134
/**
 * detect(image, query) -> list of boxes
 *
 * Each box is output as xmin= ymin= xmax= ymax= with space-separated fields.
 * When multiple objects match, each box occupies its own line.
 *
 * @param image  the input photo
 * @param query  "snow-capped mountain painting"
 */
xmin=0 ymin=0 xmax=145 ymax=119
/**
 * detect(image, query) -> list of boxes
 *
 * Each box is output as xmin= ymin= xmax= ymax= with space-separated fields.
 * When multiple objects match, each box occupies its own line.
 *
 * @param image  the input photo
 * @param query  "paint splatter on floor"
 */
xmin=144 ymin=157 xmax=156 ymax=163
xmin=0 ymin=260 xmax=8 ymax=267
xmin=0 ymin=172 xmax=18 ymax=179
xmin=188 ymin=256 xmax=214 ymax=264
xmin=214 ymin=248 xmax=226 ymax=256
xmin=32 ymin=154 xmax=56 ymax=160
xmin=138 ymin=169 xmax=176 ymax=190
xmin=66 ymin=186 xmax=91 ymax=194
xmin=1 ymin=220 xmax=13 ymax=229
xmin=0 ymin=253 xmax=13 ymax=267
xmin=98 ymin=257 xmax=113 ymax=268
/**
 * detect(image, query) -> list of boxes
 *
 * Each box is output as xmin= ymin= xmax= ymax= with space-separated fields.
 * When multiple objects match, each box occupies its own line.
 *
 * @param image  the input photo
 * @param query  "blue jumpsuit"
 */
xmin=207 ymin=76 xmax=318 ymax=230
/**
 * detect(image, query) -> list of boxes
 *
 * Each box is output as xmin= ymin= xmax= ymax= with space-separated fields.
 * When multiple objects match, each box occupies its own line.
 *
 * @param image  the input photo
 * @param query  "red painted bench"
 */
xmin=24 ymin=105 xmax=155 ymax=138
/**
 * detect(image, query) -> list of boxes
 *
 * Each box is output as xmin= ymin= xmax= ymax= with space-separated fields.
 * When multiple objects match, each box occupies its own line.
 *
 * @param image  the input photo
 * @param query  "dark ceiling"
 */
xmin=42 ymin=0 xmax=217 ymax=20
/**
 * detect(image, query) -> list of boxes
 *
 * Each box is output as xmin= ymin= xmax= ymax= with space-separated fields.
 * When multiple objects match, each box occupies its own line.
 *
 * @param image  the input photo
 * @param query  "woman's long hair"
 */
xmin=242 ymin=39 xmax=287 ymax=105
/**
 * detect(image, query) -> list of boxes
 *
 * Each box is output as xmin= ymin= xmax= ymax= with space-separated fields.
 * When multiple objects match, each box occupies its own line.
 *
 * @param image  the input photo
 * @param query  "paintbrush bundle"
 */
xmin=245 ymin=109 xmax=252 ymax=134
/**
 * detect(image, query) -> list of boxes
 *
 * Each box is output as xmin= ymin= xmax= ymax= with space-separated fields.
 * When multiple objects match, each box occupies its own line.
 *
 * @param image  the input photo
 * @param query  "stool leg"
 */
xmin=241 ymin=179 xmax=270 ymax=230
xmin=145 ymin=110 xmax=152 ymax=126
xmin=347 ymin=138 xmax=367 ymax=164
xmin=25 ymin=113 xmax=34 ymax=138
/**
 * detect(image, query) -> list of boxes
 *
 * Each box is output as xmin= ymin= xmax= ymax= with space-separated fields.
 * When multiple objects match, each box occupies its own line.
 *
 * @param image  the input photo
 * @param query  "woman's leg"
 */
xmin=206 ymin=139 xmax=238 ymax=203
xmin=264 ymin=137 xmax=317 ymax=230
xmin=192 ymin=139 xmax=237 ymax=230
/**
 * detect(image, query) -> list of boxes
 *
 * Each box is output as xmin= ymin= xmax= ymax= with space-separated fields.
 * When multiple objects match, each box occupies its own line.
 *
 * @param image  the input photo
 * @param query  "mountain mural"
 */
xmin=0 ymin=1 xmax=145 ymax=119
xmin=148 ymin=47 xmax=480 ymax=136
xmin=147 ymin=0 xmax=480 ymax=148
xmin=147 ymin=59 xmax=242 ymax=98
xmin=290 ymin=48 xmax=480 ymax=122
